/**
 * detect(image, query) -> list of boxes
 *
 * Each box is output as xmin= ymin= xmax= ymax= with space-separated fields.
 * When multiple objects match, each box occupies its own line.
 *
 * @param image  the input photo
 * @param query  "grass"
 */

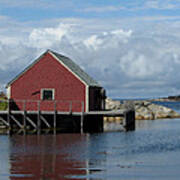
xmin=0 ymin=98 xmax=8 ymax=110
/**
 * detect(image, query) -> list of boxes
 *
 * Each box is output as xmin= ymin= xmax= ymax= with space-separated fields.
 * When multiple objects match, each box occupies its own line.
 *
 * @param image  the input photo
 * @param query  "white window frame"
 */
xmin=41 ymin=88 xmax=55 ymax=100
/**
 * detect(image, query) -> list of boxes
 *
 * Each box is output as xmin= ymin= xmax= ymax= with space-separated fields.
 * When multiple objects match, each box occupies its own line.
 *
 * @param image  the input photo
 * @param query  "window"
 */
xmin=41 ymin=89 xmax=55 ymax=100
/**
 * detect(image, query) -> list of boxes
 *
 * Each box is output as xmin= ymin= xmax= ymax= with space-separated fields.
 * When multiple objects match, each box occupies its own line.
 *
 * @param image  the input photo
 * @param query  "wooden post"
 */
xmin=37 ymin=100 xmax=41 ymax=134
xmin=80 ymin=101 xmax=84 ymax=134
xmin=23 ymin=100 xmax=27 ymax=130
xmin=7 ymin=99 xmax=10 ymax=129
xmin=69 ymin=101 xmax=72 ymax=114
xmin=124 ymin=110 xmax=135 ymax=131
xmin=54 ymin=100 xmax=57 ymax=134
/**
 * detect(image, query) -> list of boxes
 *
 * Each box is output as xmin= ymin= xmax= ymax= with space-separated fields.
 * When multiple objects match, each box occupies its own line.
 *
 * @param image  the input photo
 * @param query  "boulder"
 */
xmin=105 ymin=98 xmax=180 ymax=120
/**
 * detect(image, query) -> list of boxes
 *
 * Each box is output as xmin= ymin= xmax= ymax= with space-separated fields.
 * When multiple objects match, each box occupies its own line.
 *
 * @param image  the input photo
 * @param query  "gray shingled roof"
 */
xmin=6 ymin=50 xmax=101 ymax=87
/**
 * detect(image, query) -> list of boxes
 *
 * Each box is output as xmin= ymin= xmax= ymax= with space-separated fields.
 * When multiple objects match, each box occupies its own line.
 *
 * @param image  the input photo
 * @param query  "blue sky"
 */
xmin=1 ymin=0 xmax=180 ymax=21
xmin=1 ymin=0 xmax=180 ymax=98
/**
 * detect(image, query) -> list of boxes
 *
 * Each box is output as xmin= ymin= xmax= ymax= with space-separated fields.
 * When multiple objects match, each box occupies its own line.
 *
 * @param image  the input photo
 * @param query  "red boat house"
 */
xmin=6 ymin=50 xmax=106 ymax=113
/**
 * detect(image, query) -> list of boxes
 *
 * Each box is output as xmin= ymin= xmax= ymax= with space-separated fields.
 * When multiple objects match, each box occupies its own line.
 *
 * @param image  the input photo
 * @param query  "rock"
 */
xmin=105 ymin=98 xmax=180 ymax=121
xmin=136 ymin=106 xmax=154 ymax=120
xmin=105 ymin=98 xmax=123 ymax=110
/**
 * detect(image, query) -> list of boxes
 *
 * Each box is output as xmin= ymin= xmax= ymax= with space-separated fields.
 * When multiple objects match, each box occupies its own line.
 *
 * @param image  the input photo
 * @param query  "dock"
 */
xmin=0 ymin=99 xmax=135 ymax=134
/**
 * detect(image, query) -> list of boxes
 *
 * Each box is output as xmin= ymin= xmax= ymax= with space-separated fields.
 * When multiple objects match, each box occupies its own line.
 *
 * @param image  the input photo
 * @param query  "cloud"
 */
xmin=1 ymin=17 xmax=180 ymax=98
xmin=144 ymin=0 xmax=180 ymax=10
xmin=76 ymin=0 xmax=180 ymax=13
xmin=28 ymin=24 xmax=73 ymax=48
xmin=83 ymin=29 xmax=132 ymax=50
xmin=81 ymin=6 xmax=126 ymax=13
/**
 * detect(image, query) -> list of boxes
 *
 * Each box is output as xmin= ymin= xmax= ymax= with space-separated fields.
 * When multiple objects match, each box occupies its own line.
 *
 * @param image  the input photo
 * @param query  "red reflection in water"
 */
xmin=9 ymin=135 xmax=87 ymax=180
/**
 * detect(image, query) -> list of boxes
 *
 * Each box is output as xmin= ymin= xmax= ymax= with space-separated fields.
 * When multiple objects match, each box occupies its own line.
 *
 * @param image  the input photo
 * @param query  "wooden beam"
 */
xmin=41 ymin=115 xmax=51 ymax=128
xmin=0 ymin=117 xmax=9 ymax=127
xmin=10 ymin=115 xmax=23 ymax=129
xmin=26 ymin=117 xmax=37 ymax=129
xmin=16 ymin=129 xmax=24 ymax=135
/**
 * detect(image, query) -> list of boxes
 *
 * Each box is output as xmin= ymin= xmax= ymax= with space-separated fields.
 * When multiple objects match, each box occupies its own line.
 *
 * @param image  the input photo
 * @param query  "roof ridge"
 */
xmin=50 ymin=50 xmax=100 ymax=87
xmin=6 ymin=50 xmax=101 ymax=88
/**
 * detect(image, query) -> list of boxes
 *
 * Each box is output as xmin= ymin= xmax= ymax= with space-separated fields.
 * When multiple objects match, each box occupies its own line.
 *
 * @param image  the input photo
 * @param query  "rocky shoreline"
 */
xmin=105 ymin=98 xmax=180 ymax=122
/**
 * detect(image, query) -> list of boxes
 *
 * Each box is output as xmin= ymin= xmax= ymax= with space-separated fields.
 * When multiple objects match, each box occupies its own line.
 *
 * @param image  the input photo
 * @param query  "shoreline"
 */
xmin=105 ymin=98 xmax=180 ymax=121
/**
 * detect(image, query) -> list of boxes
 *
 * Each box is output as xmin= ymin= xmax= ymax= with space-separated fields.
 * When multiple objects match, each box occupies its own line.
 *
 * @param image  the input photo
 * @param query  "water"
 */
xmin=153 ymin=101 xmax=180 ymax=112
xmin=1 ymin=102 xmax=180 ymax=179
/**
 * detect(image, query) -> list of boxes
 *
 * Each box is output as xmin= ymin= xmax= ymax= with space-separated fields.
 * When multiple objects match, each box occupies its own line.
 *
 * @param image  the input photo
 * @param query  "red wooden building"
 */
xmin=6 ymin=50 xmax=106 ymax=112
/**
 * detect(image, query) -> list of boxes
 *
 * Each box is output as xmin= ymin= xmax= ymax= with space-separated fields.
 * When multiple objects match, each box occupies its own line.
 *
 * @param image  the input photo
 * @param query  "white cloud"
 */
xmin=144 ymin=0 xmax=179 ymax=10
xmin=84 ymin=29 xmax=132 ymax=50
xmin=1 ymin=18 xmax=180 ymax=98
xmin=81 ymin=6 xmax=126 ymax=13
xmin=76 ymin=0 xmax=180 ymax=13
xmin=28 ymin=24 xmax=73 ymax=48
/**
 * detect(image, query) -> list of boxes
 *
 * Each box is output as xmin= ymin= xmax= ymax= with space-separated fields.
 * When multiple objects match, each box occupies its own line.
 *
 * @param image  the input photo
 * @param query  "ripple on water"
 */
xmin=1 ymin=119 xmax=180 ymax=180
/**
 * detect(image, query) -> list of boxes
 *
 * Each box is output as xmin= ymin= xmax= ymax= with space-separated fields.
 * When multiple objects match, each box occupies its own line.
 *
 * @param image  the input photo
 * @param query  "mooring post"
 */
xmin=54 ymin=100 xmax=57 ymax=134
xmin=23 ymin=100 xmax=27 ymax=130
xmin=124 ymin=110 xmax=135 ymax=131
xmin=37 ymin=100 xmax=41 ymax=134
xmin=80 ymin=101 xmax=84 ymax=134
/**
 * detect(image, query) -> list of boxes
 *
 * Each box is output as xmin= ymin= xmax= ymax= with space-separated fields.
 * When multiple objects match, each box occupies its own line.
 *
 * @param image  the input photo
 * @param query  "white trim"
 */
xmin=7 ymin=86 xmax=11 ymax=99
xmin=50 ymin=52 xmax=90 ymax=112
xmin=86 ymin=85 xmax=89 ymax=112
xmin=41 ymin=88 xmax=55 ymax=100
xmin=49 ymin=52 xmax=88 ymax=86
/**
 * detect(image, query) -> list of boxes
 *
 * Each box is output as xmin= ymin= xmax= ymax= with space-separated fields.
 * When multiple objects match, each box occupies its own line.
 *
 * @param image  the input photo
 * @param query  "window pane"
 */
xmin=43 ymin=90 xmax=53 ymax=100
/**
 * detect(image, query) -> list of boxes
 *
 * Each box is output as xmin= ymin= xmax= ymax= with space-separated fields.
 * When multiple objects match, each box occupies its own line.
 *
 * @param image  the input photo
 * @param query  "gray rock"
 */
xmin=105 ymin=98 xmax=180 ymax=120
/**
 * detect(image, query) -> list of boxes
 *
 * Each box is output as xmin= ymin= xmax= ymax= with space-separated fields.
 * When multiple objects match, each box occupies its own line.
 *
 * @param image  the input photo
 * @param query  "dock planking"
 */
xmin=0 ymin=99 xmax=135 ymax=134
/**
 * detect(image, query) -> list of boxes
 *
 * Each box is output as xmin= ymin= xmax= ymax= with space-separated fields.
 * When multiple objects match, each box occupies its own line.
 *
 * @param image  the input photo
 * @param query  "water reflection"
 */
xmin=1 ymin=119 xmax=180 ymax=180
xmin=9 ymin=135 xmax=93 ymax=180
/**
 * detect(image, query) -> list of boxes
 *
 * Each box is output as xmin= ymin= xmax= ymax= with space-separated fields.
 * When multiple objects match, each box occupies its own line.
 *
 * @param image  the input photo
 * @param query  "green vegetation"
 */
xmin=0 ymin=98 xmax=7 ymax=110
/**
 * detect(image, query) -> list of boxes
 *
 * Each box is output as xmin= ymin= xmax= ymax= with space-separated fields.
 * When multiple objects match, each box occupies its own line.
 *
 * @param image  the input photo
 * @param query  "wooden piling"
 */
xmin=37 ymin=101 xmax=41 ymax=133
xmin=80 ymin=101 xmax=84 ymax=134
xmin=124 ymin=110 xmax=135 ymax=131
xmin=69 ymin=101 xmax=72 ymax=114
xmin=23 ymin=100 xmax=27 ymax=130
xmin=7 ymin=99 xmax=10 ymax=129
xmin=54 ymin=101 xmax=57 ymax=134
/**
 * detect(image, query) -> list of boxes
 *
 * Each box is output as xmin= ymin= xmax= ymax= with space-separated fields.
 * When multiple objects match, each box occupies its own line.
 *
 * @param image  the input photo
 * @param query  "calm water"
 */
xmin=1 ymin=102 xmax=180 ymax=180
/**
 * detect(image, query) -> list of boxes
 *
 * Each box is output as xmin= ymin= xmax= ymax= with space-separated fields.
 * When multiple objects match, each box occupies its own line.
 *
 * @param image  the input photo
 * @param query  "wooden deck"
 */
xmin=0 ymin=99 xmax=135 ymax=134
xmin=0 ymin=109 xmax=125 ymax=115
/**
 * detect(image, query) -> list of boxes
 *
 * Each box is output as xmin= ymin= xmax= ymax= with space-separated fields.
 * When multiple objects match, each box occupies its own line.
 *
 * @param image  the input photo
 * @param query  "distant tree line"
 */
xmin=168 ymin=95 xmax=180 ymax=100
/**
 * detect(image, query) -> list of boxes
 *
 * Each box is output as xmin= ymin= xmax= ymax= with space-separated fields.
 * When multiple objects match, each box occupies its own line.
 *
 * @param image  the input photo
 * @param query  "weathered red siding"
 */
xmin=10 ymin=53 xmax=86 ymax=112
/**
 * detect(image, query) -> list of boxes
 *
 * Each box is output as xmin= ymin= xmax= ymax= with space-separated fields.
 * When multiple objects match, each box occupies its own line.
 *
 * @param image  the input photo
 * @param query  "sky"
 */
xmin=1 ymin=0 xmax=180 ymax=99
